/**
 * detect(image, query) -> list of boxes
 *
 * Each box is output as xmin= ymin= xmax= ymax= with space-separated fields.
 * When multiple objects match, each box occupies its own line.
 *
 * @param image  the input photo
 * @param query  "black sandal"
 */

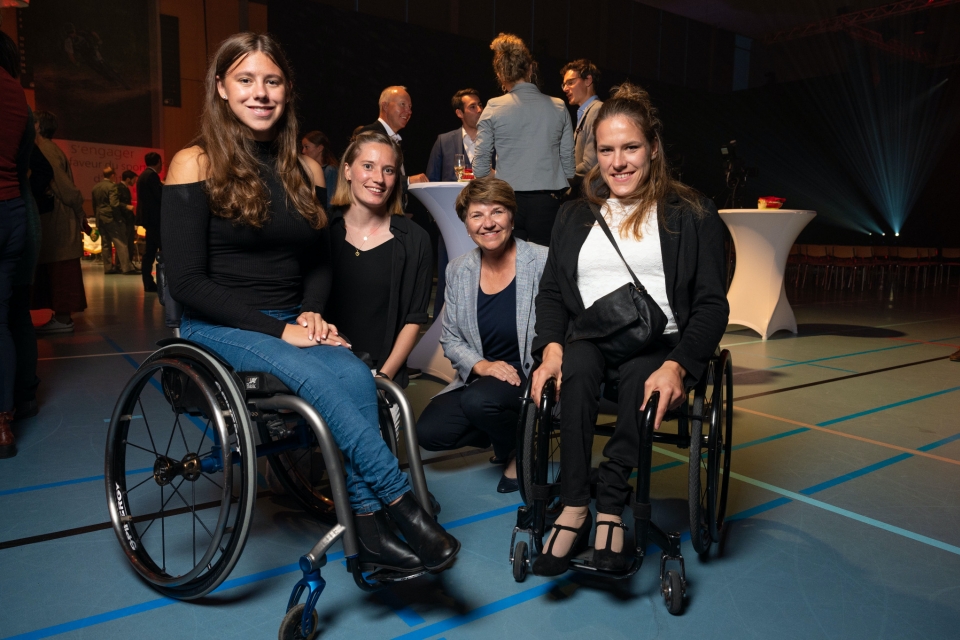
xmin=592 ymin=520 xmax=632 ymax=572
xmin=531 ymin=510 xmax=592 ymax=577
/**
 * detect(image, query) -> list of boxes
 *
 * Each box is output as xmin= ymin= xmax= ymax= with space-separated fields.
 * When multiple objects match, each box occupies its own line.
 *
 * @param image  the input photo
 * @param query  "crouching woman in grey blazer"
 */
xmin=416 ymin=177 xmax=548 ymax=493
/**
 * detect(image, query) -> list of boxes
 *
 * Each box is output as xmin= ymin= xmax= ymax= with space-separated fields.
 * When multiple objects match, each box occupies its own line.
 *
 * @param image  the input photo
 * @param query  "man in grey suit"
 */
xmin=561 ymin=59 xmax=602 ymax=189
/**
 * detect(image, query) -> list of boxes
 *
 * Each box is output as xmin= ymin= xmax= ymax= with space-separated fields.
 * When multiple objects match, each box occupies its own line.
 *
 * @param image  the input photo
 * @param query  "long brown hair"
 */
xmin=330 ymin=131 xmax=405 ymax=216
xmin=303 ymin=130 xmax=338 ymax=167
xmin=200 ymin=33 xmax=324 ymax=229
xmin=584 ymin=82 xmax=705 ymax=239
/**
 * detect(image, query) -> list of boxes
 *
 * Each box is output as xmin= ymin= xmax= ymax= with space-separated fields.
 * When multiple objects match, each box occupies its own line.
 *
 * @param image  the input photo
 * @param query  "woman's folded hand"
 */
xmin=473 ymin=360 xmax=521 ymax=386
xmin=282 ymin=314 xmax=351 ymax=348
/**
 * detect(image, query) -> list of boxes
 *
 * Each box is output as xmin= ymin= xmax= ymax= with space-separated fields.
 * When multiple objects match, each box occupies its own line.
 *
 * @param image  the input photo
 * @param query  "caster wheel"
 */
xmin=278 ymin=604 xmax=319 ymax=640
xmin=661 ymin=570 xmax=684 ymax=615
xmin=513 ymin=541 xmax=528 ymax=582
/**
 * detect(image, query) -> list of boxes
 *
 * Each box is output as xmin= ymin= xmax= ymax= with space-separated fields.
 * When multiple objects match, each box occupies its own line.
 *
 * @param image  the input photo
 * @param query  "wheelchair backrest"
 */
xmin=156 ymin=253 xmax=184 ymax=329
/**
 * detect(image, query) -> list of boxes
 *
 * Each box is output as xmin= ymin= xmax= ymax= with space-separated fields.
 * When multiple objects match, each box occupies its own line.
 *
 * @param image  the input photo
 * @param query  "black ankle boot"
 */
xmin=355 ymin=510 xmax=425 ymax=573
xmin=531 ymin=510 xmax=592 ymax=577
xmin=592 ymin=520 xmax=633 ymax=572
xmin=386 ymin=492 xmax=461 ymax=573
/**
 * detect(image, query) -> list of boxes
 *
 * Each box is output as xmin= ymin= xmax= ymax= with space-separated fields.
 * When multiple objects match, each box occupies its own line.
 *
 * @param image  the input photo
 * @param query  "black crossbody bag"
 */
xmin=568 ymin=204 xmax=668 ymax=366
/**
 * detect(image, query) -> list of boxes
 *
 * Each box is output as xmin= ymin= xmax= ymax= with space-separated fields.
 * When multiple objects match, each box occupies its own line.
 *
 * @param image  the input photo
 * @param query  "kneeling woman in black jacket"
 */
xmin=529 ymin=83 xmax=729 ymax=576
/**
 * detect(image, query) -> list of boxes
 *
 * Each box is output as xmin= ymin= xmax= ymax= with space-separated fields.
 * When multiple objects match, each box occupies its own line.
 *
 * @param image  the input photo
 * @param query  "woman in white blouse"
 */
xmin=528 ymin=83 xmax=729 ymax=576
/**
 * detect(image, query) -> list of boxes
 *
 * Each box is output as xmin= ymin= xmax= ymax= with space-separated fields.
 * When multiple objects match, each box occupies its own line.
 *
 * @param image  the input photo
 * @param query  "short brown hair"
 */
xmin=454 ymin=176 xmax=517 ymax=222
xmin=560 ymin=58 xmax=600 ymax=91
xmin=451 ymin=89 xmax=480 ymax=113
xmin=330 ymin=130 xmax=405 ymax=215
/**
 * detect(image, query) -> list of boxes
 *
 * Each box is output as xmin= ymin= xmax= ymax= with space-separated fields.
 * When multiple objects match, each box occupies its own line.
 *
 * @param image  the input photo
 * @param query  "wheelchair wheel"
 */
xmin=278 ymin=604 xmax=319 ymax=640
xmin=256 ymin=417 xmax=337 ymax=523
xmin=709 ymin=350 xmax=733 ymax=542
xmin=512 ymin=540 xmax=528 ymax=582
xmin=517 ymin=381 xmax=561 ymax=509
xmin=104 ymin=344 xmax=257 ymax=599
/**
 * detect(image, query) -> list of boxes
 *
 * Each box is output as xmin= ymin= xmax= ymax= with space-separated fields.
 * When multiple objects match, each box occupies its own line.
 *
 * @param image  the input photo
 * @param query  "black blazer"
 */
xmin=532 ymin=193 xmax=729 ymax=386
xmin=358 ymin=120 xmax=388 ymax=137
xmin=322 ymin=208 xmax=433 ymax=387
xmin=136 ymin=167 xmax=162 ymax=230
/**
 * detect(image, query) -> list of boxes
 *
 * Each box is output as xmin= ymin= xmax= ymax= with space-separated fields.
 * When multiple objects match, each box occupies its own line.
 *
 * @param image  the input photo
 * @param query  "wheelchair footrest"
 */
xmin=568 ymin=548 xmax=641 ymax=580
xmin=363 ymin=567 xmax=428 ymax=583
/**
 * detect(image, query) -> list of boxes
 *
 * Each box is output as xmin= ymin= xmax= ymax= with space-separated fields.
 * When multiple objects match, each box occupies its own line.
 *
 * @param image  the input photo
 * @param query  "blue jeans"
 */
xmin=1 ymin=197 xmax=27 ymax=412
xmin=180 ymin=308 xmax=411 ymax=513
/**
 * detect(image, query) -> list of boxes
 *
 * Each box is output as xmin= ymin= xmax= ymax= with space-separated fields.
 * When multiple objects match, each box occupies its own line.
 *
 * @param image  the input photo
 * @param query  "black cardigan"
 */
xmin=531 ymin=193 xmax=729 ymax=386
xmin=322 ymin=209 xmax=433 ymax=387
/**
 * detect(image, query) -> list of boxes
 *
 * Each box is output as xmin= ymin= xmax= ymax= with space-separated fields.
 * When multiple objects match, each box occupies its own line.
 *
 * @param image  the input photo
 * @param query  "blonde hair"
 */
xmin=583 ymin=82 xmax=705 ymax=239
xmin=330 ymin=131 xmax=405 ymax=215
xmin=490 ymin=33 xmax=536 ymax=88
xmin=200 ymin=33 xmax=324 ymax=229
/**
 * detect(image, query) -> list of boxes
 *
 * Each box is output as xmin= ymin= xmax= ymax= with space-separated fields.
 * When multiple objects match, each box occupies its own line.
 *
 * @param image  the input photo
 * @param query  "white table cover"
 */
xmin=718 ymin=208 xmax=816 ymax=340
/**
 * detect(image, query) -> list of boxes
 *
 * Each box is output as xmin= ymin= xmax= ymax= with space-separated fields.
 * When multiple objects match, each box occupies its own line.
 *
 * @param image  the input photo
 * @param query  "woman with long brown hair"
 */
xmin=529 ymin=83 xmax=728 ymax=576
xmin=301 ymin=129 xmax=337 ymax=208
xmin=162 ymin=33 xmax=459 ymax=575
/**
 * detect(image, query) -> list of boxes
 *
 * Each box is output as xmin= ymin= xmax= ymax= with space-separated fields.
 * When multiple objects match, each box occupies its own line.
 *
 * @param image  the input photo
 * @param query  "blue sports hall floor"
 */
xmin=2 ymin=260 xmax=960 ymax=639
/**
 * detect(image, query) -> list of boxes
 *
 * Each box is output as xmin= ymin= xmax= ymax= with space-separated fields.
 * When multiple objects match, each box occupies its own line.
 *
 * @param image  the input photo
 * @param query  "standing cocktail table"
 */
xmin=718 ymin=208 xmax=816 ymax=340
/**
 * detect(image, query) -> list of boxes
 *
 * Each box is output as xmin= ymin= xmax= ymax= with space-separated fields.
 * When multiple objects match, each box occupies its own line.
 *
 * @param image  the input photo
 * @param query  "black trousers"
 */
xmin=559 ymin=339 xmax=672 ymax=514
xmin=416 ymin=374 xmax=526 ymax=460
xmin=141 ymin=227 xmax=160 ymax=286
xmin=513 ymin=190 xmax=564 ymax=247
xmin=9 ymin=284 xmax=39 ymax=405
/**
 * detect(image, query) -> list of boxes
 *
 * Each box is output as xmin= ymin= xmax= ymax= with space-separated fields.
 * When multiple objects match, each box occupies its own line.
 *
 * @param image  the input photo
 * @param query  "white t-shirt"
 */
xmin=576 ymin=199 xmax=679 ymax=334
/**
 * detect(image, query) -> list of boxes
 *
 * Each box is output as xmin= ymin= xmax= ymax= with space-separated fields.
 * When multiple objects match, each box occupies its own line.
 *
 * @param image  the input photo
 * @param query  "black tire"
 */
xmin=708 ymin=350 xmax=734 ymax=542
xmin=278 ymin=604 xmax=319 ymax=640
xmin=513 ymin=541 xmax=528 ymax=583
xmin=688 ymin=362 xmax=712 ymax=555
xmin=518 ymin=382 xmax=560 ymax=508
xmin=104 ymin=344 xmax=257 ymax=599
xmin=662 ymin=570 xmax=684 ymax=615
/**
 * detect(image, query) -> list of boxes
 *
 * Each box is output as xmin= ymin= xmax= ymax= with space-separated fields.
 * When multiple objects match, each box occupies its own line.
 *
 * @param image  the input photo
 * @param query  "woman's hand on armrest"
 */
xmin=472 ymin=360 xmax=521 ymax=386
xmin=531 ymin=342 xmax=563 ymax=402
xmin=641 ymin=360 xmax=687 ymax=430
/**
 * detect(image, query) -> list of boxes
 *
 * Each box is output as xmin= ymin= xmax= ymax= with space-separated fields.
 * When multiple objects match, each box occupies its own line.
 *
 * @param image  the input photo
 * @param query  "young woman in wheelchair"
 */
xmin=321 ymin=131 xmax=433 ymax=389
xmin=161 ymin=33 xmax=459 ymax=575
xmin=529 ymin=83 xmax=729 ymax=576
xmin=415 ymin=177 xmax=548 ymax=493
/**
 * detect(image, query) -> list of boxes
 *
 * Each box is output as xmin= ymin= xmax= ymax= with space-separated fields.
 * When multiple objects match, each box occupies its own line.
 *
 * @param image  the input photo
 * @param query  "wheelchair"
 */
xmin=104 ymin=260 xmax=435 ymax=639
xmin=508 ymin=350 xmax=733 ymax=615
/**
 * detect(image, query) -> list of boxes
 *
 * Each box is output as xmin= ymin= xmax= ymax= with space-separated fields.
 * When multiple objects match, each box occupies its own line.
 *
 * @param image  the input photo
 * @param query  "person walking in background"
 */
xmin=136 ymin=152 xmax=163 ymax=292
xmin=300 ymin=130 xmax=335 ymax=208
xmin=473 ymin=33 xmax=574 ymax=246
xmin=91 ymin=166 xmax=135 ymax=275
xmin=118 ymin=169 xmax=138 ymax=268
xmin=561 ymin=58 xmax=603 ymax=192
xmin=0 ymin=31 xmax=31 ymax=457
xmin=31 ymin=110 xmax=89 ymax=334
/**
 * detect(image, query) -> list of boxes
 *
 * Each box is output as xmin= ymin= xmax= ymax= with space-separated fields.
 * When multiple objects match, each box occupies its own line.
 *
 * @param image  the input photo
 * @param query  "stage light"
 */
xmin=895 ymin=232 xmax=900 ymax=236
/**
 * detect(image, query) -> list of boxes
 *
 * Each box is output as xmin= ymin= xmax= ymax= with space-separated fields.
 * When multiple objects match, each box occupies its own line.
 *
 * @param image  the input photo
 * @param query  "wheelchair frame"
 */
xmin=104 ymin=260 xmax=436 ymax=639
xmin=508 ymin=350 xmax=733 ymax=615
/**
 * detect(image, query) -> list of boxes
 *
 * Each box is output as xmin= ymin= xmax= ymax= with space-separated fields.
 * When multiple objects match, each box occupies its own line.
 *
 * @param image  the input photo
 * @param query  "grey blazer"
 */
xmin=574 ymin=98 xmax=602 ymax=178
xmin=438 ymin=238 xmax=549 ymax=394
xmin=473 ymin=82 xmax=575 ymax=191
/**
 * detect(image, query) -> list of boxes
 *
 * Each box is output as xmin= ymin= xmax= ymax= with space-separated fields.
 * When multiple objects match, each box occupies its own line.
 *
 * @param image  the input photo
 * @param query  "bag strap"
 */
xmin=588 ymin=203 xmax=646 ymax=292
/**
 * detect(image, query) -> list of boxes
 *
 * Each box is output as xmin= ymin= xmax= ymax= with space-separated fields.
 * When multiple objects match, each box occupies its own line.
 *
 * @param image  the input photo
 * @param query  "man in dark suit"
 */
xmin=136 ymin=152 xmax=162 ymax=292
xmin=424 ymin=89 xmax=484 ymax=182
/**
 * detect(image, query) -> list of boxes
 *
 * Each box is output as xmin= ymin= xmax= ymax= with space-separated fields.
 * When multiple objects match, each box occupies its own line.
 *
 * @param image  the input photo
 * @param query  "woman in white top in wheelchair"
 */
xmin=161 ymin=33 xmax=459 ymax=575
xmin=529 ymin=83 xmax=729 ymax=576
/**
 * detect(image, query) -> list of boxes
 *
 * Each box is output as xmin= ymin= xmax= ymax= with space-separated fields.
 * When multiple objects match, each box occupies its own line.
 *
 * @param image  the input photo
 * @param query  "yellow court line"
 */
xmin=736 ymin=406 xmax=960 ymax=468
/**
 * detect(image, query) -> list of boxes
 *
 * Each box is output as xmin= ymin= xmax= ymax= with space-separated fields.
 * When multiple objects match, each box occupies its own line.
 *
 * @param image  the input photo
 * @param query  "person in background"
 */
xmin=561 ymin=58 xmax=602 ymax=192
xmin=1 ymin=30 xmax=38 ymax=456
xmin=324 ymin=131 xmax=433 ymax=388
xmin=301 ymin=130 xmax=336 ymax=209
xmin=31 ymin=110 xmax=89 ymax=334
xmin=473 ymin=33 xmax=574 ymax=246
xmin=136 ymin=152 xmax=163 ymax=292
xmin=163 ymin=33 xmax=458 ymax=574
xmin=118 ymin=169 xmax=138 ymax=266
xmin=91 ymin=166 xmax=135 ymax=275
xmin=424 ymin=88 xmax=489 ymax=322
xmin=416 ymin=177 xmax=547 ymax=493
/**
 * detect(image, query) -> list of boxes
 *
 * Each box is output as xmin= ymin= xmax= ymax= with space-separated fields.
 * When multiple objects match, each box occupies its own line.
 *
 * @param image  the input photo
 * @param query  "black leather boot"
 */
xmin=355 ymin=510 xmax=425 ymax=573
xmin=386 ymin=492 xmax=461 ymax=573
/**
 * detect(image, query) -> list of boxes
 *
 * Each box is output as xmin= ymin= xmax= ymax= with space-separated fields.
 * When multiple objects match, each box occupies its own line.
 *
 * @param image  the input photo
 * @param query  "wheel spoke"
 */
xmin=125 ymin=473 xmax=156 ymax=494
xmin=198 ymin=471 xmax=223 ymax=491
xmin=124 ymin=440 xmax=160 ymax=457
xmin=138 ymin=397 xmax=160 ymax=454
xmin=139 ymin=477 xmax=184 ymax=539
